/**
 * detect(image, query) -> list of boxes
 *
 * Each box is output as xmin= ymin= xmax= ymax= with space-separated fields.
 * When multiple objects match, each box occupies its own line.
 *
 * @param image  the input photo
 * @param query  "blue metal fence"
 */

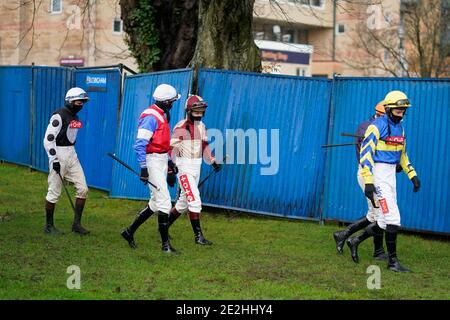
xmin=0 ymin=66 xmax=32 ymax=166
xmin=74 ymin=69 xmax=122 ymax=191
xmin=28 ymin=67 xmax=122 ymax=191
xmin=197 ymin=69 xmax=331 ymax=220
xmin=323 ymin=77 xmax=450 ymax=233
xmin=2 ymin=66 xmax=122 ymax=192
xmin=31 ymin=66 xmax=74 ymax=172
xmin=1 ymin=66 xmax=449 ymax=234
xmin=110 ymin=69 xmax=193 ymax=200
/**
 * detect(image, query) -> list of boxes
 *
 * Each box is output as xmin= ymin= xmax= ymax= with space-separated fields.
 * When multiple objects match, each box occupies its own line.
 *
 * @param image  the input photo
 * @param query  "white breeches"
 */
xmin=372 ymin=163 xmax=401 ymax=229
xmin=174 ymin=158 xmax=202 ymax=214
xmin=146 ymin=153 xmax=171 ymax=214
xmin=46 ymin=146 xmax=88 ymax=203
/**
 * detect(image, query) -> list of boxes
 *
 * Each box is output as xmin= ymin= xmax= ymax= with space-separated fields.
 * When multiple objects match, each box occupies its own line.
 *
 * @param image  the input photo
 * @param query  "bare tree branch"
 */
xmin=18 ymin=0 xmax=44 ymax=64
xmin=341 ymin=0 xmax=449 ymax=77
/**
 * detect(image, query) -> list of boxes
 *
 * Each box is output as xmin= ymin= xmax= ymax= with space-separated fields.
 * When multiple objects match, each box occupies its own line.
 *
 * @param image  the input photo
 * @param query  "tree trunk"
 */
xmin=120 ymin=0 xmax=261 ymax=74
xmin=120 ymin=0 xmax=198 ymax=72
xmin=152 ymin=0 xmax=199 ymax=70
xmin=189 ymin=0 xmax=261 ymax=72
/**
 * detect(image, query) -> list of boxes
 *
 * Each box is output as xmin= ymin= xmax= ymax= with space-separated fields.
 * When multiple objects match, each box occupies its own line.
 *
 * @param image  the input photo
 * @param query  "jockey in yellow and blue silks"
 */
xmin=346 ymin=90 xmax=421 ymax=273
xmin=359 ymin=110 xmax=417 ymax=186
xmin=333 ymin=102 xmax=388 ymax=260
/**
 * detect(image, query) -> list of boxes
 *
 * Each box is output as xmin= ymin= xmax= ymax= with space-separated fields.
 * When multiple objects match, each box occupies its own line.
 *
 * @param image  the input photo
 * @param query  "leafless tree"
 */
xmin=341 ymin=0 xmax=449 ymax=77
xmin=3 ymin=0 xmax=133 ymax=64
xmin=8 ymin=0 xmax=447 ymax=77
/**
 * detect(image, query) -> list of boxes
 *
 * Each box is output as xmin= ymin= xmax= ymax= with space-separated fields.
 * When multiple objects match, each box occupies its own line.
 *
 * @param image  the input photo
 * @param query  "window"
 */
xmin=336 ymin=24 xmax=345 ymax=35
xmin=254 ymin=31 xmax=265 ymax=40
xmin=113 ymin=18 xmax=123 ymax=34
xmin=296 ymin=68 xmax=306 ymax=76
xmin=282 ymin=34 xmax=292 ymax=42
xmin=50 ymin=0 xmax=62 ymax=14
xmin=384 ymin=11 xmax=393 ymax=27
xmin=298 ymin=0 xmax=324 ymax=8
xmin=384 ymin=49 xmax=390 ymax=61
xmin=252 ymin=24 xmax=310 ymax=45
xmin=253 ymin=24 xmax=273 ymax=41
xmin=282 ymin=29 xmax=295 ymax=43
xmin=297 ymin=29 xmax=309 ymax=44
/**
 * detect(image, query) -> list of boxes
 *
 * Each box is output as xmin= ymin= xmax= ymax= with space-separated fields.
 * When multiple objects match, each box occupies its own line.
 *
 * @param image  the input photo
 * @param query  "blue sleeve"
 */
xmin=355 ymin=120 xmax=370 ymax=162
xmin=134 ymin=116 xmax=158 ymax=167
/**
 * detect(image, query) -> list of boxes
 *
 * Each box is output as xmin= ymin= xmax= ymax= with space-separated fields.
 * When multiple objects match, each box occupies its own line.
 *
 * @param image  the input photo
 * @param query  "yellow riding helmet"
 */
xmin=375 ymin=101 xmax=386 ymax=115
xmin=383 ymin=90 xmax=411 ymax=108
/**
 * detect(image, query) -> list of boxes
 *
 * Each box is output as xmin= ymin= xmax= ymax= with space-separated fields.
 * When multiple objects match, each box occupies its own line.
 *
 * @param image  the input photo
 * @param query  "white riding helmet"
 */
xmin=65 ymin=87 xmax=89 ymax=103
xmin=152 ymin=84 xmax=181 ymax=102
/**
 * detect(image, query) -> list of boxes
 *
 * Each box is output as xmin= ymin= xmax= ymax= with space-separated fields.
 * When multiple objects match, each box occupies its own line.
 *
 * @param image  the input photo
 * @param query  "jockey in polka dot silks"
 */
xmin=43 ymin=87 xmax=90 ymax=235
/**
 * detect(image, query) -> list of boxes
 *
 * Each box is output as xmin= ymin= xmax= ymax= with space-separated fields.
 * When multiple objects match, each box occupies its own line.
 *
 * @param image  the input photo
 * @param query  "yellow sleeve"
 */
xmin=400 ymin=139 xmax=417 ymax=179
xmin=359 ymin=124 xmax=380 ymax=184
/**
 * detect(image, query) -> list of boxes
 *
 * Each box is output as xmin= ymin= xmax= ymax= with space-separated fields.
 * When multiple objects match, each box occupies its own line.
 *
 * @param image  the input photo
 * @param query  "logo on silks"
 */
xmin=385 ymin=136 xmax=404 ymax=146
xmin=179 ymin=174 xmax=196 ymax=202
xmin=86 ymin=74 xmax=107 ymax=92
xmin=379 ymin=198 xmax=389 ymax=214
xmin=69 ymin=120 xmax=82 ymax=129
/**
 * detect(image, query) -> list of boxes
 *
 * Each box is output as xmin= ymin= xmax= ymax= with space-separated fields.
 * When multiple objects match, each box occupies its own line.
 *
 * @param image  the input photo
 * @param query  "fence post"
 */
xmin=319 ymin=74 xmax=337 ymax=225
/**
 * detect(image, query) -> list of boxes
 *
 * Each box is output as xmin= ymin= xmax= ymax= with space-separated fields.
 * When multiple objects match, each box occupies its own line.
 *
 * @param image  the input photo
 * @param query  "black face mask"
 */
xmin=189 ymin=114 xmax=202 ymax=122
xmin=388 ymin=110 xmax=404 ymax=124
xmin=156 ymin=100 xmax=175 ymax=121
xmin=156 ymin=100 xmax=174 ymax=113
xmin=165 ymin=110 xmax=171 ymax=122
xmin=66 ymin=103 xmax=83 ymax=115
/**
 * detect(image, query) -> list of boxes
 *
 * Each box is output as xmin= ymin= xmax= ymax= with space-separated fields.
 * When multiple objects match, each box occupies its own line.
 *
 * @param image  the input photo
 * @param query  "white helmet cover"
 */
xmin=152 ymin=84 xmax=181 ymax=102
xmin=65 ymin=87 xmax=89 ymax=103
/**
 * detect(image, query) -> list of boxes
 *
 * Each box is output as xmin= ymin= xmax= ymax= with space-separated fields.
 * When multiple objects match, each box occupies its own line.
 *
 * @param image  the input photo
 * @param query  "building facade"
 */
xmin=253 ymin=0 xmax=336 ymax=77
xmin=1 ymin=0 xmax=446 ymax=77
xmin=253 ymin=0 xmax=404 ymax=77
xmin=0 ymin=0 xmax=137 ymax=70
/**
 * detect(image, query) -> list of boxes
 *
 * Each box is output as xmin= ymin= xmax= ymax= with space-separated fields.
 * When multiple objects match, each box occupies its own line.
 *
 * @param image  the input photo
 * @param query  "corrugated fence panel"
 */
xmin=31 ymin=66 xmax=74 ymax=172
xmin=324 ymin=77 xmax=450 ymax=233
xmin=0 ymin=66 xmax=32 ymax=166
xmin=74 ymin=69 xmax=122 ymax=191
xmin=2 ymin=64 xmax=449 ymax=234
xmin=197 ymin=69 xmax=331 ymax=220
xmin=110 ymin=69 xmax=193 ymax=200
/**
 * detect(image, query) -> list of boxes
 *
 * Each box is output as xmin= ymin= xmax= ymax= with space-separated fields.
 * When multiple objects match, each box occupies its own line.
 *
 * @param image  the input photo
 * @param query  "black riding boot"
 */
xmin=167 ymin=207 xmax=182 ymax=240
xmin=189 ymin=212 xmax=212 ymax=245
xmin=386 ymin=225 xmax=410 ymax=272
xmin=44 ymin=200 xmax=64 ymax=234
xmin=121 ymin=205 xmax=153 ymax=249
xmin=346 ymin=222 xmax=382 ymax=263
xmin=72 ymin=198 xmax=90 ymax=235
xmin=159 ymin=212 xmax=178 ymax=254
xmin=168 ymin=207 xmax=181 ymax=226
xmin=373 ymin=230 xmax=388 ymax=260
xmin=333 ymin=217 xmax=370 ymax=254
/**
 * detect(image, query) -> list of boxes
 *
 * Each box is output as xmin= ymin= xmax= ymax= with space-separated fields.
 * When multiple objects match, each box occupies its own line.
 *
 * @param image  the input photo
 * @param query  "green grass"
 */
xmin=0 ymin=162 xmax=449 ymax=300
